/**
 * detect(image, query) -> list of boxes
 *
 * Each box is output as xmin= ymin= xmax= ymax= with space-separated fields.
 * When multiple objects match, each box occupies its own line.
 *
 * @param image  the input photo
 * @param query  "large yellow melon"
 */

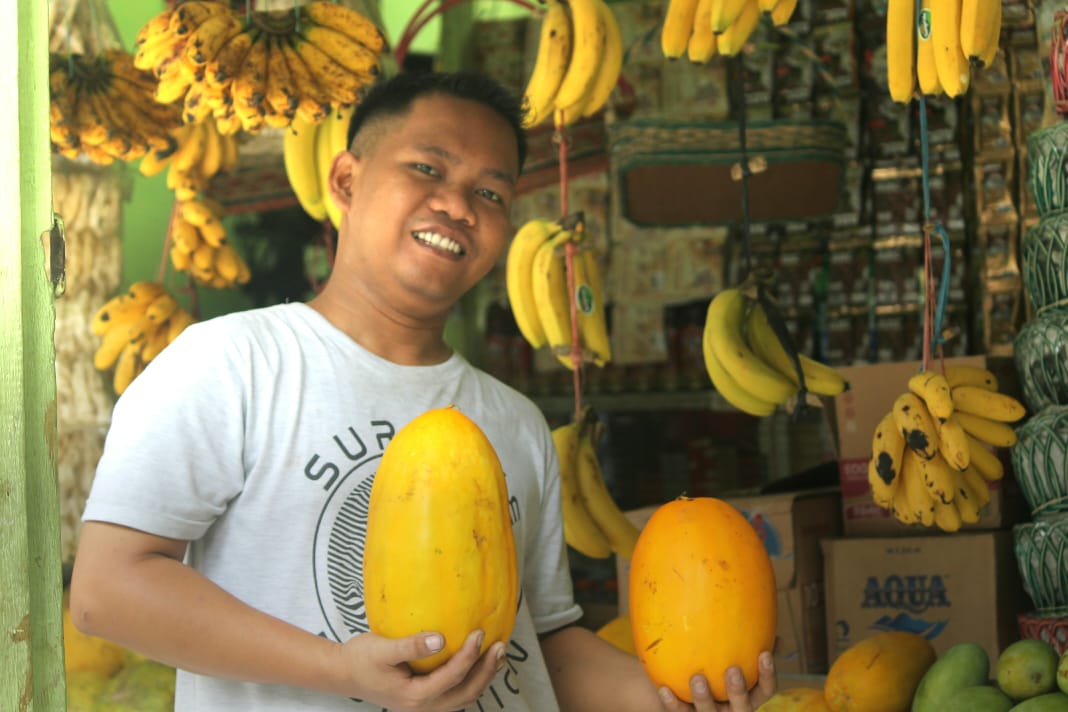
xmin=629 ymin=496 xmax=777 ymax=702
xmin=63 ymin=605 xmax=126 ymax=677
xmin=363 ymin=406 xmax=518 ymax=673
xmin=823 ymin=631 xmax=937 ymax=711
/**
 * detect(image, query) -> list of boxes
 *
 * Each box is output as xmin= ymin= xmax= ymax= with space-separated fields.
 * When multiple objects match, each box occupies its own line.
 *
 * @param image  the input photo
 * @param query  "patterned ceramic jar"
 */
xmin=1014 ymin=512 xmax=1068 ymax=612
xmin=1021 ymin=211 xmax=1068 ymax=312
xmin=1028 ymin=122 xmax=1068 ymax=218
xmin=1015 ymin=306 xmax=1068 ymax=412
xmin=1012 ymin=405 xmax=1068 ymax=518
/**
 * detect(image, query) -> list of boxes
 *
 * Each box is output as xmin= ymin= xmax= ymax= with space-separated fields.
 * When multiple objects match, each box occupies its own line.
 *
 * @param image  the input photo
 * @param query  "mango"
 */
xmin=1008 ymin=692 xmax=1068 ymax=711
xmin=824 ymin=631 xmax=936 ymax=712
xmin=942 ymin=685 xmax=1014 ymax=712
xmin=1058 ymin=650 xmax=1068 ymax=696
xmin=913 ymin=641 xmax=991 ymax=712
xmin=998 ymin=640 xmax=1060 ymax=701
xmin=757 ymin=687 xmax=829 ymax=711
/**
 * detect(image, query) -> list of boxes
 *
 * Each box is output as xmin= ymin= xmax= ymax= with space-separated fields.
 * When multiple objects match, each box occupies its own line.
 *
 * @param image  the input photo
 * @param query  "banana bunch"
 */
xmin=139 ymin=116 xmax=239 ymax=201
xmin=868 ymin=364 xmax=1025 ymax=532
xmin=521 ymin=0 xmax=624 ymax=128
xmin=551 ymin=408 xmax=642 ymax=560
xmin=661 ymin=0 xmax=796 ymax=62
xmin=505 ymin=214 xmax=611 ymax=370
xmin=91 ymin=281 xmax=196 ymax=395
xmin=701 ymin=286 xmax=848 ymax=417
xmin=169 ymin=198 xmax=251 ymax=289
xmin=885 ymin=0 xmax=1000 ymax=102
xmin=49 ymin=49 xmax=182 ymax=166
xmin=283 ymin=104 xmax=355 ymax=229
xmin=134 ymin=0 xmax=385 ymax=135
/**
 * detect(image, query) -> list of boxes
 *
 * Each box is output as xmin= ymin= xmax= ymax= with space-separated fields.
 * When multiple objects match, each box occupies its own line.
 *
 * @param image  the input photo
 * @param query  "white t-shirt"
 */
xmin=83 ymin=303 xmax=583 ymax=711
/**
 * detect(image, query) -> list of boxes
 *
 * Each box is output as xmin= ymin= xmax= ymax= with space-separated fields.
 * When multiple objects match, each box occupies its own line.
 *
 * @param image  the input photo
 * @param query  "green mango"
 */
xmin=93 ymin=660 xmax=176 ymax=712
xmin=942 ymin=685 xmax=1014 ymax=712
xmin=998 ymin=640 xmax=1060 ymax=701
xmin=1009 ymin=692 xmax=1068 ymax=711
xmin=912 ymin=641 xmax=991 ymax=712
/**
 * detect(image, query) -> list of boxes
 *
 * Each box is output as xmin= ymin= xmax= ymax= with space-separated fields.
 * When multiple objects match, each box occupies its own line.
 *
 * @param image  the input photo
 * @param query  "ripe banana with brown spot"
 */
xmin=955 ymin=411 xmax=1018 ymax=447
xmin=893 ymin=391 xmax=940 ymax=460
xmin=944 ymin=364 xmax=998 ymax=391
xmin=908 ymin=370 xmax=954 ymax=420
xmin=951 ymin=386 xmax=1026 ymax=422
xmin=967 ymin=435 xmax=1004 ymax=480
xmin=961 ymin=466 xmax=992 ymax=507
xmin=902 ymin=448 xmax=936 ymax=526
xmin=918 ymin=453 xmax=955 ymax=505
xmin=951 ymin=469 xmax=982 ymax=524
xmin=936 ymin=414 xmax=971 ymax=471
xmin=870 ymin=411 xmax=905 ymax=508
xmin=933 ymin=497 xmax=962 ymax=532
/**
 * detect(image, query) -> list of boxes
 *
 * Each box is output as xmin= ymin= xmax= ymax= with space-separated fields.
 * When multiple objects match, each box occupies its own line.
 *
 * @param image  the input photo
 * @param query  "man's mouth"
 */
xmin=413 ymin=230 xmax=465 ymax=256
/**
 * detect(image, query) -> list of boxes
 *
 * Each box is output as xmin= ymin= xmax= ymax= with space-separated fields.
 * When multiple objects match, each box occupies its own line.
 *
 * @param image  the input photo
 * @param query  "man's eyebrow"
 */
xmin=415 ymin=144 xmax=516 ymax=187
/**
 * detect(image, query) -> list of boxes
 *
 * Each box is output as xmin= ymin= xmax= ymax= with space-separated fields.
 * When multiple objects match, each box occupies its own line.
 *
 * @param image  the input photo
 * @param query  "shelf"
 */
xmin=533 ymin=389 xmax=735 ymax=413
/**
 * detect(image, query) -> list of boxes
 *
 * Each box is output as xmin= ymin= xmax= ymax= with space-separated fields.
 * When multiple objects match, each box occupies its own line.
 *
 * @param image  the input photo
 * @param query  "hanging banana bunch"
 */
xmin=134 ymin=0 xmax=387 ymax=134
xmin=282 ymin=104 xmax=355 ymax=229
xmin=139 ymin=116 xmax=240 ymax=201
xmin=49 ymin=48 xmax=182 ymax=165
xmin=660 ymin=0 xmax=797 ymax=62
xmin=169 ymin=198 xmax=252 ymax=290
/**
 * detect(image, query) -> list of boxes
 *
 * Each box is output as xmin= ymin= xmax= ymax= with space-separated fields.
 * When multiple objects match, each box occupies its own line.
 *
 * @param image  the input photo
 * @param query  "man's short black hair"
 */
xmin=346 ymin=71 xmax=527 ymax=171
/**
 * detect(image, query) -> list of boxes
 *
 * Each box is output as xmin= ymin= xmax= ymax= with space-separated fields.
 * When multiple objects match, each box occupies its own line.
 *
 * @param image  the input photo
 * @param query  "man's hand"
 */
xmin=338 ymin=628 xmax=506 ymax=712
xmin=656 ymin=652 xmax=776 ymax=712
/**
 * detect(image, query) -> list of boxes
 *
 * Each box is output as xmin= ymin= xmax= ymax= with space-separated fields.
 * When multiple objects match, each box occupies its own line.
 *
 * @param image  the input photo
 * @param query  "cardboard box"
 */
xmin=832 ymin=356 xmax=1024 ymax=536
xmin=823 ymin=532 xmax=1028 ymax=666
xmin=618 ymin=490 xmax=842 ymax=675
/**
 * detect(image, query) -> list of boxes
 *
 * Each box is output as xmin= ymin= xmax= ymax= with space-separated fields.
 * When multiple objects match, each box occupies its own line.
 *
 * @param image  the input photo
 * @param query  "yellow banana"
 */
xmin=702 ymin=322 xmax=777 ymax=417
xmin=662 ymin=0 xmax=701 ymax=58
xmin=916 ymin=0 xmax=943 ymax=95
xmin=944 ymin=364 xmax=998 ymax=391
xmin=171 ymin=245 xmax=192 ymax=272
xmin=553 ymin=0 xmax=606 ymax=116
xmin=300 ymin=0 xmax=387 ymax=55
xmin=285 ymin=116 xmax=327 ymax=221
xmin=551 ymin=420 xmax=613 ymax=559
xmin=966 ymin=435 xmax=1004 ymax=480
xmin=280 ymin=39 xmax=332 ymax=125
xmin=870 ymin=411 xmax=906 ymax=507
xmin=166 ymin=309 xmax=196 ymax=344
xmin=961 ymin=0 xmax=1001 ymax=66
xmin=961 ymin=466 xmax=992 ymax=507
xmin=532 ymin=230 xmax=576 ymax=368
xmin=892 ymin=479 xmax=917 ymax=525
xmin=231 ymin=34 xmax=269 ymax=133
xmin=716 ymin=0 xmax=761 ymax=56
xmin=710 ymin=0 xmax=750 ymax=33
xmin=183 ymin=11 xmax=243 ymax=67
xmin=573 ymin=246 xmax=611 ymax=366
xmin=144 ymin=293 xmax=179 ymax=325
xmin=317 ymin=104 xmax=353 ymax=230
xmin=770 ymin=0 xmax=798 ymax=25
xmin=951 ymin=386 xmax=1026 ymax=422
xmin=93 ymin=326 xmax=131 ymax=371
xmin=215 ymin=244 xmax=250 ymax=286
xmin=576 ymin=423 xmax=641 ymax=559
xmin=293 ymin=35 xmax=365 ymax=106
xmin=902 ymin=449 xmax=936 ymax=526
xmin=580 ymin=0 xmax=624 ymax=118
xmin=746 ymin=303 xmax=848 ymax=397
xmin=931 ymin=0 xmax=970 ymax=96
xmin=113 ymin=341 xmax=143 ymax=396
xmin=705 ymin=289 xmax=797 ymax=405
xmin=301 ymin=24 xmax=381 ymax=79
xmin=892 ymin=391 xmax=940 ymax=460
xmin=264 ymin=38 xmax=299 ymax=123
xmin=886 ymin=0 xmax=916 ymax=102
xmin=180 ymin=199 xmax=227 ymax=247
xmin=688 ymin=0 xmax=718 ymax=63
xmin=91 ymin=294 xmax=148 ymax=336
xmin=976 ymin=0 xmax=1001 ymax=68
xmin=956 ymin=411 xmax=1017 ymax=447
xmin=521 ymin=0 xmax=572 ymax=128
xmin=933 ymin=498 xmax=962 ymax=532
xmin=135 ymin=8 xmax=175 ymax=48
xmin=506 ymin=219 xmax=557 ymax=349
xmin=170 ymin=1 xmax=227 ymax=37
xmin=918 ymin=453 xmax=955 ymax=504
xmin=908 ymin=370 xmax=954 ymax=420
xmin=937 ymin=414 xmax=971 ymax=471
xmin=140 ymin=322 xmax=172 ymax=363
xmin=951 ymin=469 xmax=982 ymax=524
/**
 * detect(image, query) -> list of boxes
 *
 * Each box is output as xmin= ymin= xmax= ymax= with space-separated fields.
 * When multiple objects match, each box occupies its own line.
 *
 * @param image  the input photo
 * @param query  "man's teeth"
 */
xmin=414 ymin=231 xmax=462 ymax=254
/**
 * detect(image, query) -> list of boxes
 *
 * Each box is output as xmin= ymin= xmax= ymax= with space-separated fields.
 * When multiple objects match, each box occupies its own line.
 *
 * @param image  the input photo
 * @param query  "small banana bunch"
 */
xmin=170 ymin=198 xmax=251 ymax=289
xmin=701 ymin=285 xmax=848 ymax=417
xmin=283 ymin=105 xmax=355 ymax=229
xmin=134 ymin=0 xmax=385 ymax=135
xmin=551 ymin=408 xmax=642 ymax=560
xmin=139 ymin=116 xmax=240 ymax=201
xmin=92 ymin=281 xmax=196 ymax=395
xmin=505 ymin=214 xmax=611 ymax=370
xmin=49 ymin=49 xmax=182 ymax=165
xmin=886 ymin=0 xmax=1001 ymax=102
xmin=661 ymin=0 xmax=797 ymax=62
xmin=868 ymin=364 xmax=1025 ymax=532
xmin=521 ymin=0 xmax=623 ymax=128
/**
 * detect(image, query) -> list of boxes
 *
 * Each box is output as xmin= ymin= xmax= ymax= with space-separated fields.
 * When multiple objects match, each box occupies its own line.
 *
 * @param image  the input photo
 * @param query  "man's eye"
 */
xmin=477 ymin=188 xmax=502 ymax=204
xmin=413 ymin=163 xmax=438 ymax=176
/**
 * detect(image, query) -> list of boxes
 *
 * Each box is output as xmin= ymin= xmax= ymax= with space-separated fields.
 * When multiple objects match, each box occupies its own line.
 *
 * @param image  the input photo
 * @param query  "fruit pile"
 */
xmin=49 ymin=48 xmax=182 ymax=165
xmin=134 ymin=0 xmax=385 ymax=134
xmin=660 ymin=0 xmax=798 ymax=62
xmin=139 ymin=116 xmax=239 ymax=201
xmin=169 ymin=198 xmax=251 ymax=289
xmin=885 ymin=0 xmax=1002 ymax=101
xmin=506 ymin=215 xmax=612 ymax=370
xmin=867 ymin=364 xmax=1026 ymax=532
xmin=551 ymin=407 xmax=641 ymax=560
xmin=92 ymin=281 xmax=196 ymax=395
xmin=283 ymin=104 xmax=355 ymax=229
xmin=701 ymin=283 xmax=848 ymax=417
xmin=521 ymin=0 xmax=623 ymax=127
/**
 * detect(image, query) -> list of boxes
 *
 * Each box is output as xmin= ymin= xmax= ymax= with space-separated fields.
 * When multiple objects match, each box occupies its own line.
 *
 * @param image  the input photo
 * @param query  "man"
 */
xmin=71 ymin=71 xmax=775 ymax=711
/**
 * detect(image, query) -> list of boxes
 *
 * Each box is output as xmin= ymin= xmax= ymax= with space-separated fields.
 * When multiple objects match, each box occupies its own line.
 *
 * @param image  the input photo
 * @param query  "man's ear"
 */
xmin=328 ymin=151 xmax=358 ymax=208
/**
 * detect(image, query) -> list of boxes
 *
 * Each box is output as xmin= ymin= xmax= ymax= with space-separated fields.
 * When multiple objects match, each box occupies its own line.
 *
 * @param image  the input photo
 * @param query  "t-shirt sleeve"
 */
xmin=82 ymin=320 xmax=249 ymax=541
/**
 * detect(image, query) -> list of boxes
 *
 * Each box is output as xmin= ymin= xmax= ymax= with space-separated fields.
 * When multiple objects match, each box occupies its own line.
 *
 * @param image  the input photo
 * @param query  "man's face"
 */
xmin=333 ymin=93 xmax=519 ymax=321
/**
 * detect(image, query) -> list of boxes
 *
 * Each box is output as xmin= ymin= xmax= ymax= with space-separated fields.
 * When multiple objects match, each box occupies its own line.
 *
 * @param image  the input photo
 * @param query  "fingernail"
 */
xmin=761 ymin=652 xmax=774 ymax=671
xmin=425 ymin=634 xmax=444 ymax=652
xmin=692 ymin=677 xmax=709 ymax=695
xmin=495 ymin=644 xmax=506 ymax=671
xmin=728 ymin=668 xmax=743 ymax=685
xmin=474 ymin=630 xmax=485 ymax=649
xmin=658 ymin=687 xmax=674 ymax=705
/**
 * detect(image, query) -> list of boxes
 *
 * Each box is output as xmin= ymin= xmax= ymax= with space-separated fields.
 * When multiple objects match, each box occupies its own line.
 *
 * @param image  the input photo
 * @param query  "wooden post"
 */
xmin=1 ymin=0 xmax=66 ymax=709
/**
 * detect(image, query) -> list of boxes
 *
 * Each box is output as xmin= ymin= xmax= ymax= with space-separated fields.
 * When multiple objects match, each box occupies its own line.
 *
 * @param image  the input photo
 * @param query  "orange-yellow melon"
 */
xmin=823 ymin=631 xmax=937 ymax=711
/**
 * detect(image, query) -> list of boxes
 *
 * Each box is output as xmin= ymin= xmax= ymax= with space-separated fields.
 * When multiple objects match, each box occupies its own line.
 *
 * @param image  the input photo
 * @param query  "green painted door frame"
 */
xmin=1 ymin=1 xmax=66 ymax=710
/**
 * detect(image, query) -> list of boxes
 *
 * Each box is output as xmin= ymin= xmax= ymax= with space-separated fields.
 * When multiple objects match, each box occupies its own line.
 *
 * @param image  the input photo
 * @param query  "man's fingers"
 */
xmin=722 ymin=666 xmax=752 ymax=712
xmin=756 ymin=652 xmax=776 ymax=698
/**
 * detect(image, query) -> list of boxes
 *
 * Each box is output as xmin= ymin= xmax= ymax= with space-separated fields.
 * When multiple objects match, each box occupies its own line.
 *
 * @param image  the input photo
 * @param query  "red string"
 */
xmin=556 ymin=116 xmax=582 ymax=423
xmin=1052 ymin=12 xmax=1068 ymax=114
xmin=157 ymin=199 xmax=180 ymax=285
xmin=394 ymin=0 xmax=540 ymax=66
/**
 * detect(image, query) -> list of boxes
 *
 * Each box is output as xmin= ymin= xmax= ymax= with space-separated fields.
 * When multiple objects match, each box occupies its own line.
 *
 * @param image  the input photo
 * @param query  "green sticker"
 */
xmin=918 ymin=9 xmax=932 ymax=41
xmin=576 ymin=284 xmax=594 ymax=315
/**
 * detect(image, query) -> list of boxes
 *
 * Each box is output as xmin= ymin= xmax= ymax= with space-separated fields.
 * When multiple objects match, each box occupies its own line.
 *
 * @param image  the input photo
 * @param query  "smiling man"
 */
xmin=70 ymin=71 xmax=774 ymax=712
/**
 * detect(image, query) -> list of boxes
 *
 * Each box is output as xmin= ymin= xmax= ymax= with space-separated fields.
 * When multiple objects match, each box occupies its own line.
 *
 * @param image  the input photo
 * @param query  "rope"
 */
xmin=732 ymin=56 xmax=753 ymax=276
xmin=556 ymin=118 xmax=584 ymax=423
xmin=157 ymin=200 xmax=180 ymax=285
xmin=1052 ymin=11 xmax=1068 ymax=115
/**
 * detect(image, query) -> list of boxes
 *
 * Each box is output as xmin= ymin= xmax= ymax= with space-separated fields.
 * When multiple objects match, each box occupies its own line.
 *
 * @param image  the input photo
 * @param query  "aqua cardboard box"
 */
xmin=618 ymin=489 xmax=842 ymax=675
